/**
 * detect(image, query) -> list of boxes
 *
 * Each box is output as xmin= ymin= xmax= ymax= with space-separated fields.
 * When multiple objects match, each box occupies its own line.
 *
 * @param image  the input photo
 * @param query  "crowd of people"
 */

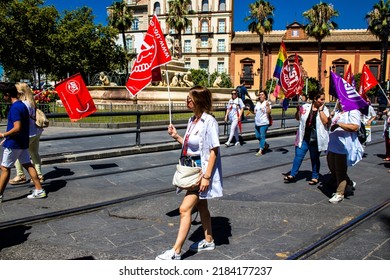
xmin=0 ymin=81 xmax=388 ymax=260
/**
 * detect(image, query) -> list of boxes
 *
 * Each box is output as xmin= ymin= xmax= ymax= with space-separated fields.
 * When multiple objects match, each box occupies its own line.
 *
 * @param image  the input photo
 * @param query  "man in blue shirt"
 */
xmin=0 ymin=82 xmax=46 ymax=202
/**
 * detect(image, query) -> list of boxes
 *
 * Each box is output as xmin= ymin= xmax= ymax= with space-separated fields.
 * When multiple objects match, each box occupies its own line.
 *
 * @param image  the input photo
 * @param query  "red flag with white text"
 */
xmin=359 ymin=64 xmax=378 ymax=100
xmin=280 ymin=53 xmax=303 ymax=98
xmin=126 ymin=15 xmax=172 ymax=96
xmin=55 ymin=73 xmax=97 ymax=122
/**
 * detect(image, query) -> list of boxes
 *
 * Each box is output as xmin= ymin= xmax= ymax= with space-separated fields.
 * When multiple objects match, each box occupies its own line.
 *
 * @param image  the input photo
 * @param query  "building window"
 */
xmin=335 ymin=65 xmax=345 ymax=77
xmin=153 ymin=2 xmax=161 ymax=15
xmin=219 ymin=0 xmax=226 ymax=11
xmin=217 ymin=62 xmax=225 ymax=73
xmin=132 ymin=18 xmax=139 ymax=30
xmin=202 ymin=0 xmax=209 ymax=12
xmin=185 ymin=25 xmax=191 ymax=34
xmin=292 ymin=30 xmax=299 ymax=37
xmin=199 ymin=60 xmax=209 ymax=70
xmin=201 ymin=36 xmax=208 ymax=47
xmin=369 ymin=65 xmax=379 ymax=80
xmin=201 ymin=20 xmax=208 ymax=32
xmin=217 ymin=39 xmax=225 ymax=52
xmin=218 ymin=19 xmax=225 ymax=33
xmin=185 ymin=62 xmax=191 ymax=69
xmin=184 ymin=40 xmax=191 ymax=53
xmin=126 ymin=37 xmax=134 ymax=52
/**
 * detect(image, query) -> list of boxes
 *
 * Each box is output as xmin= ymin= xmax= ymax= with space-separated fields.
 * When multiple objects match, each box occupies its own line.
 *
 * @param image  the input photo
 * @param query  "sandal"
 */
xmin=308 ymin=178 xmax=319 ymax=185
xmin=284 ymin=175 xmax=296 ymax=183
xmin=9 ymin=175 xmax=27 ymax=185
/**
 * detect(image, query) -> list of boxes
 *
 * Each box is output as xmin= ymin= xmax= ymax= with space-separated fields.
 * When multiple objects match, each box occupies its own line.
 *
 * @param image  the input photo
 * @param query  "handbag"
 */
xmin=172 ymin=161 xmax=201 ymax=189
xmin=35 ymin=108 xmax=49 ymax=128
xmin=357 ymin=122 xmax=366 ymax=144
xmin=268 ymin=114 xmax=273 ymax=126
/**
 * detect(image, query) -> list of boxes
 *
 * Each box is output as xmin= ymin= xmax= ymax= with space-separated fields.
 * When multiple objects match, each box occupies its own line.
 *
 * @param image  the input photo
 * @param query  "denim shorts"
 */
xmin=1 ymin=148 xmax=30 ymax=168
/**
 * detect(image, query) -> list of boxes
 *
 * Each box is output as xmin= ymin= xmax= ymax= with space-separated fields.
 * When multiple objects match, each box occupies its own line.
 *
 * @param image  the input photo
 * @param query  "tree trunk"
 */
xmin=259 ymin=35 xmax=264 ymax=90
xmin=122 ymin=29 xmax=129 ymax=78
xmin=317 ymin=39 xmax=322 ymax=85
xmin=380 ymin=36 xmax=388 ymax=85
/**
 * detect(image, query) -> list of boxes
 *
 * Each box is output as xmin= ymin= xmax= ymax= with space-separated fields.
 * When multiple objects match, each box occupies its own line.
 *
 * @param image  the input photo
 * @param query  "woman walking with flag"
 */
xmin=156 ymin=86 xmax=222 ymax=260
xmin=284 ymin=91 xmax=329 ymax=184
xmin=224 ymin=89 xmax=244 ymax=146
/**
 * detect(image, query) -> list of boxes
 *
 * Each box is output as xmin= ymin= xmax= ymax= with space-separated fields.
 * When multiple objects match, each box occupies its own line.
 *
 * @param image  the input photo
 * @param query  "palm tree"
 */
xmin=303 ymin=2 xmax=338 ymax=85
xmin=166 ymin=0 xmax=192 ymax=59
xmin=245 ymin=0 xmax=274 ymax=90
xmin=366 ymin=0 xmax=390 ymax=84
xmin=108 ymin=1 xmax=134 ymax=77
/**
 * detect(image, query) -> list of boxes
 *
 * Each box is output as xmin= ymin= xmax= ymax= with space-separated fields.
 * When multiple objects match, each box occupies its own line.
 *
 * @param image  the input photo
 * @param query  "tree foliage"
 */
xmin=0 ymin=0 xmax=122 ymax=86
xmin=166 ymin=0 xmax=192 ymax=58
xmin=108 ymin=1 xmax=134 ymax=76
xmin=190 ymin=69 xmax=232 ymax=88
xmin=365 ymin=0 xmax=390 ymax=83
xmin=303 ymin=2 xmax=338 ymax=83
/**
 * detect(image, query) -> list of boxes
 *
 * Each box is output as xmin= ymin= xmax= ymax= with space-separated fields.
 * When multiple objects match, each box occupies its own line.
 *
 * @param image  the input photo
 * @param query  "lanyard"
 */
xmin=181 ymin=118 xmax=198 ymax=157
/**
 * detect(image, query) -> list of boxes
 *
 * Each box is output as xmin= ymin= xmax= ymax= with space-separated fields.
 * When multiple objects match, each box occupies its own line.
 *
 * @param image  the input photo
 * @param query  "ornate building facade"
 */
xmin=231 ymin=22 xmax=387 ymax=101
xmin=114 ymin=0 xmax=233 ymax=75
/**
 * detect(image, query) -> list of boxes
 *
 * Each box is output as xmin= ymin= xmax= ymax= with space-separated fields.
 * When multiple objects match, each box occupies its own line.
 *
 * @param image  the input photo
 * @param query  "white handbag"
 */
xmin=172 ymin=162 xmax=201 ymax=189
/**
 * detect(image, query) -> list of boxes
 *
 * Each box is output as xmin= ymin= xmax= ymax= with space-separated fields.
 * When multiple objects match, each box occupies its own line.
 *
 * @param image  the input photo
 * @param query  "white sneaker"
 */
xmin=27 ymin=189 xmax=47 ymax=199
xmin=225 ymin=142 xmax=231 ymax=147
xmin=189 ymin=239 xmax=215 ymax=252
xmin=329 ymin=193 xmax=344 ymax=204
xmin=155 ymin=249 xmax=181 ymax=260
xmin=234 ymin=142 xmax=240 ymax=146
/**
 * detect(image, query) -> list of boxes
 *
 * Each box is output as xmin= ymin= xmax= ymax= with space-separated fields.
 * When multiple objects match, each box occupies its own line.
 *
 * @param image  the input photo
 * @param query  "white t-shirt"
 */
xmin=328 ymin=109 xmax=361 ymax=155
xmin=254 ymin=100 xmax=271 ymax=126
xmin=226 ymin=98 xmax=244 ymax=121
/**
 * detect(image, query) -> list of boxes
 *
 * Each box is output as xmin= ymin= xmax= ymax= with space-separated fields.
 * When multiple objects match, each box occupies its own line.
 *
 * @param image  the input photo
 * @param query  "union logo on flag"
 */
xmin=55 ymin=73 xmax=97 ymax=122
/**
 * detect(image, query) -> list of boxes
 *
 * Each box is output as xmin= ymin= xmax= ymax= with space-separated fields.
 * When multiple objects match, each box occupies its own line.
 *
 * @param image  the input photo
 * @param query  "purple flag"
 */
xmin=330 ymin=72 xmax=368 ymax=112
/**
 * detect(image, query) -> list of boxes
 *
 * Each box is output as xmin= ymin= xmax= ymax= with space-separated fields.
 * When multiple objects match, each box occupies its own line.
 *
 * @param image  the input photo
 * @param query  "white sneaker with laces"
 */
xmin=189 ymin=239 xmax=215 ymax=252
xmin=155 ymin=249 xmax=181 ymax=260
xmin=27 ymin=189 xmax=47 ymax=199
xmin=329 ymin=193 xmax=344 ymax=204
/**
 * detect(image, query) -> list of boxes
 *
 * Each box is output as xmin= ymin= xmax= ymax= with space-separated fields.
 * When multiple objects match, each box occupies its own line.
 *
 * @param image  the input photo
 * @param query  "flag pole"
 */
xmin=377 ymin=83 xmax=390 ymax=104
xmin=165 ymin=65 xmax=172 ymax=124
xmin=268 ymin=78 xmax=274 ymax=95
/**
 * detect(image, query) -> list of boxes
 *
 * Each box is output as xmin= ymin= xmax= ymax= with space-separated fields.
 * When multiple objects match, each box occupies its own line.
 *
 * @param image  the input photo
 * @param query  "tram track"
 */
xmin=0 ymin=130 xmax=388 ymax=260
xmin=0 ymin=134 xmax=385 ymax=229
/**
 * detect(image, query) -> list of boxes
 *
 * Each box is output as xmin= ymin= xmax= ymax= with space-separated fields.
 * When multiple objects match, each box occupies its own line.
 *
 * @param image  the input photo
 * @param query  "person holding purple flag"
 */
xmin=326 ymin=72 xmax=367 ymax=204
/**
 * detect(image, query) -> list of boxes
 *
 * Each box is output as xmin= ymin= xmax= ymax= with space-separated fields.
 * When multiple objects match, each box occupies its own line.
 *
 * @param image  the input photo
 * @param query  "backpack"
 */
xmin=236 ymin=86 xmax=242 ymax=98
xmin=357 ymin=122 xmax=366 ymax=144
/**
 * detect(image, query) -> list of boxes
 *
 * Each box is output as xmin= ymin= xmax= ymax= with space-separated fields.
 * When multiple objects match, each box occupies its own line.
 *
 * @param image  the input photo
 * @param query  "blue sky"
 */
xmin=44 ymin=0 xmax=379 ymax=31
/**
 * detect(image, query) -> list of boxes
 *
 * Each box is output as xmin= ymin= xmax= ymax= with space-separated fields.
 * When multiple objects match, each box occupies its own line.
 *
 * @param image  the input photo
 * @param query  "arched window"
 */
xmin=153 ymin=2 xmax=161 ymax=15
xmin=132 ymin=18 xmax=139 ymax=30
xmin=187 ymin=0 xmax=192 ymax=11
xmin=202 ymin=0 xmax=209 ymax=12
xmin=201 ymin=20 xmax=208 ymax=32
xmin=219 ymin=0 xmax=226 ymax=11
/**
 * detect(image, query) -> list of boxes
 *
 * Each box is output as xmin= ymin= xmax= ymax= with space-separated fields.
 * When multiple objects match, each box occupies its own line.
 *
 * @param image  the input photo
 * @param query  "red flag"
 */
xmin=345 ymin=64 xmax=353 ymax=85
xmin=126 ymin=15 xmax=172 ymax=96
xmin=55 ymin=73 xmax=97 ymax=122
xmin=280 ymin=53 xmax=303 ymax=98
xmin=359 ymin=64 xmax=378 ymax=100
